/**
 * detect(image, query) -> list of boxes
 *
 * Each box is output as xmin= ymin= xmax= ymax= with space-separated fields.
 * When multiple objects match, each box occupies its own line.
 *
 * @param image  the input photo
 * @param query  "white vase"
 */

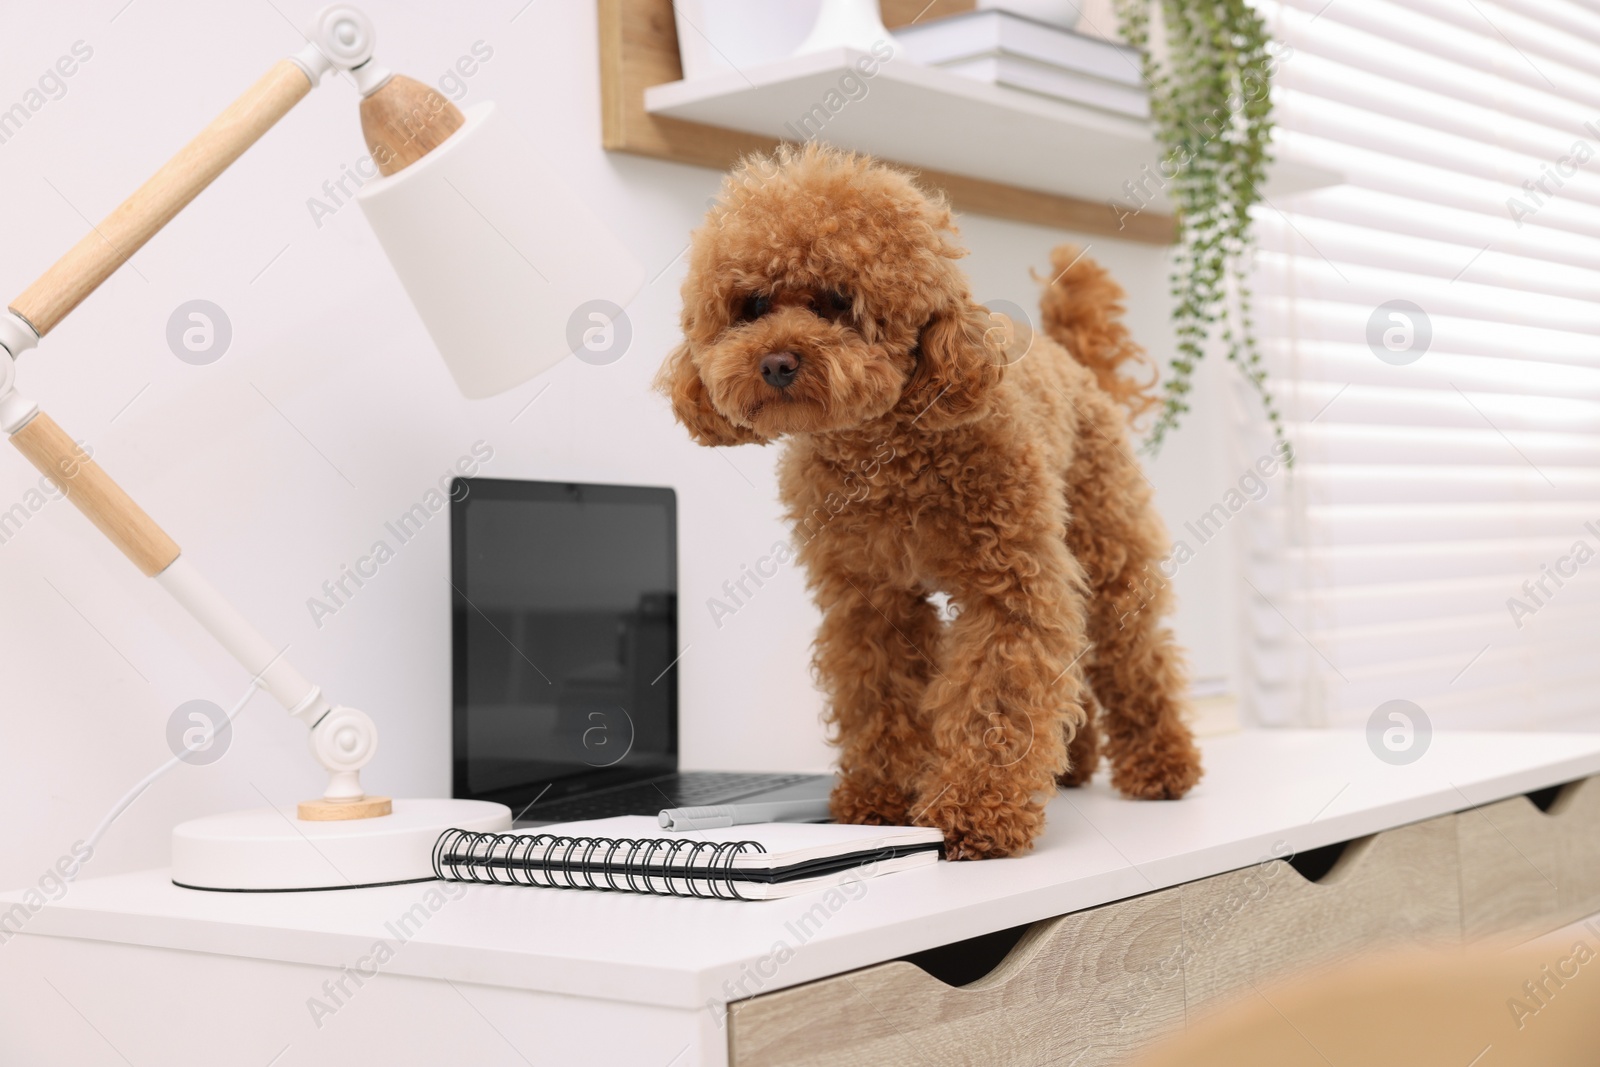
xmin=673 ymin=0 xmax=822 ymax=82
xmin=793 ymin=0 xmax=900 ymax=58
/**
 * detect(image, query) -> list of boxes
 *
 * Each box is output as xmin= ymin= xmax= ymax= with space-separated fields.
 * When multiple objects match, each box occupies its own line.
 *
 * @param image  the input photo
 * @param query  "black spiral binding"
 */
xmin=432 ymin=828 xmax=768 ymax=900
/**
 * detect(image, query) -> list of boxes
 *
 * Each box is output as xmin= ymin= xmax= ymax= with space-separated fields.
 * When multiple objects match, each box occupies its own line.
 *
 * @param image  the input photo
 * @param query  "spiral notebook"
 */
xmin=433 ymin=816 xmax=945 ymax=900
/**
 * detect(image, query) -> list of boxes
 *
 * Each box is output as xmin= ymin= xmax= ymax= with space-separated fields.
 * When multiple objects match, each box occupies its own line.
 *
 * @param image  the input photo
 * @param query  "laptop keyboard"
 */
xmin=517 ymin=771 xmax=819 ymax=824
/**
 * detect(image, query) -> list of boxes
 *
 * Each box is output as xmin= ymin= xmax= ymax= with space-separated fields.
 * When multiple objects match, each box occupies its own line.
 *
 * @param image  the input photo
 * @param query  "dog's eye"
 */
xmin=737 ymin=294 xmax=771 ymax=322
xmin=818 ymin=290 xmax=852 ymax=319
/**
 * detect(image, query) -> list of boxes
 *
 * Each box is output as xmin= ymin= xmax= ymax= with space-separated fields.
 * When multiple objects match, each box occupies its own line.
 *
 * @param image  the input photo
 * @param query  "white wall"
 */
xmin=0 ymin=0 xmax=1238 ymax=888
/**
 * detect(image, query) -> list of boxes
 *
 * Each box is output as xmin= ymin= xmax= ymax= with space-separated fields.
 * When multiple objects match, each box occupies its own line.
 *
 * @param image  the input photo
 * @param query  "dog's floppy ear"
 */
xmin=901 ymin=298 xmax=1005 ymax=429
xmin=654 ymin=342 xmax=768 ymax=447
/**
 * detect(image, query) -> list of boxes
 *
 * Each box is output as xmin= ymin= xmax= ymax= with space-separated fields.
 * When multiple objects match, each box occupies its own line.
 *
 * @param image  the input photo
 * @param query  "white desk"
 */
xmin=4 ymin=729 xmax=1599 ymax=1066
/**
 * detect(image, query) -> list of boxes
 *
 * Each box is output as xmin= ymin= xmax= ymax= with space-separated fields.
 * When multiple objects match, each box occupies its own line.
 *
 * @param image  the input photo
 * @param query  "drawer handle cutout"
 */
xmin=1288 ymin=839 xmax=1351 ymax=884
xmin=1523 ymin=781 xmax=1577 ymax=813
xmin=899 ymin=921 xmax=1033 ymax=987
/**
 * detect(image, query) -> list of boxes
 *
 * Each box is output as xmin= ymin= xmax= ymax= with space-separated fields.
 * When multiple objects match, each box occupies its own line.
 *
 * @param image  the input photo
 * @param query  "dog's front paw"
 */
xmin=913 ymin=781 xmax=1047 ymax=860
xmin=829 ymin=778 xmax=912 ymax=826
xmin=1109 ymin=728 xmax=1203 ymax=800
xmin=1056 ymin=760 xmax=1097 ymax=789
xmin=1057 ymin=723 xmax=1101 ymax=788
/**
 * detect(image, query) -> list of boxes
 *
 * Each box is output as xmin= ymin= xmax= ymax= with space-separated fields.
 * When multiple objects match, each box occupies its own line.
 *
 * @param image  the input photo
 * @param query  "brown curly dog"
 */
xmin=656 ymin=144 xmax=1202 ymax=859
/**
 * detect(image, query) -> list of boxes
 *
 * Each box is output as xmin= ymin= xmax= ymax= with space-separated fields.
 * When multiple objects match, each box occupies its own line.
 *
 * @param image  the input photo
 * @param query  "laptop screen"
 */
xmin=451 ymin=479 xmax=677 ymax=806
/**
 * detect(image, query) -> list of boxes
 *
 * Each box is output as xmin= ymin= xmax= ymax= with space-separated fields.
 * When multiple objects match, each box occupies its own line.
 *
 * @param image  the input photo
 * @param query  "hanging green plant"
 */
xmin=1113 ymin=0 xmax=1289 ymax=462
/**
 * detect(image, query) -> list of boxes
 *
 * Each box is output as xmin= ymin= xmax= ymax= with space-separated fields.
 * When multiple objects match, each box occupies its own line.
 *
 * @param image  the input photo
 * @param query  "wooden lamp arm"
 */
xmin=9 ymin=411 xmax=180 ymax=576
xmin=0 ymin=10 xmax=462 ymax=819
xmin=3 ymin=403 xmax=326 ymax=728
xmin=4 ymin=402 xmax=381 ymax=813
xmin=8 ymin=57 xmax=318 ymax=338
xmin=4 ymin=47 xmax=463 ymax=341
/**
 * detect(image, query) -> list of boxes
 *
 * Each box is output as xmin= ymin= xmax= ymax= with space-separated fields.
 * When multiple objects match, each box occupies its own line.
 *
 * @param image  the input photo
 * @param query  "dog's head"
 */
xmin=656 ymin=144 xmax=1003 ymax=445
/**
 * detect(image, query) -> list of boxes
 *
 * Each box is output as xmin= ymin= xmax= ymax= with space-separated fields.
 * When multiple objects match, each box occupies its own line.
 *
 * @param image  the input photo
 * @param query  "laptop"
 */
xmin=450 ymin=477 xmax=833 ymax=826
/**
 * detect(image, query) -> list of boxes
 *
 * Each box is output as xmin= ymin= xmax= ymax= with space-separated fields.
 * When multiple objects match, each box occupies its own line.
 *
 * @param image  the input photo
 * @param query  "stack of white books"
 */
xmin=895 ymin=9 xmax=1148 ymax=119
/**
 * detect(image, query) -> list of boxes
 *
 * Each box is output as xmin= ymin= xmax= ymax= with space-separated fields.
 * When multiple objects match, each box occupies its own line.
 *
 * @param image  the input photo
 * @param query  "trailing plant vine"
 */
xmin=1113 ymin=0 xmax=1289 ymax=462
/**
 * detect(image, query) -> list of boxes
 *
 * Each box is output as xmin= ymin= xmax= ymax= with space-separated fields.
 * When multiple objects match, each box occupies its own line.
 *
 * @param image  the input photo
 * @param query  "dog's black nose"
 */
xmin=760 ymin=351 xmax=801 ymax=389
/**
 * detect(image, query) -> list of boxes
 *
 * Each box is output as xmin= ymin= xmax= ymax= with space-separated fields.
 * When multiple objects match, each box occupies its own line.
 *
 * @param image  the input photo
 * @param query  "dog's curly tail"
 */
xmin=1034 ymin=244 xmax=1160 ymax=423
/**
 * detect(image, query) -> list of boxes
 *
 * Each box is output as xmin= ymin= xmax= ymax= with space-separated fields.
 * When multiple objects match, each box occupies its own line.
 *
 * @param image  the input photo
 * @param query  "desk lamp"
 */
xmin=0 ymin=6 xmax=642 ymax=890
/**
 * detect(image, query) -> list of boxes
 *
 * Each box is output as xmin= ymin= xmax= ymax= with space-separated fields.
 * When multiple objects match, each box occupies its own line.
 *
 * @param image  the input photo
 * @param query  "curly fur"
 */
xmin=656 ymin=144 xmax=1202 ymax=859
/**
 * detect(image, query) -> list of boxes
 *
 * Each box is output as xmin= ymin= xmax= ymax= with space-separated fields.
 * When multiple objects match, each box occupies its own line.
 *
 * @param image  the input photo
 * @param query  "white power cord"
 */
xmin=81 ymin=679 xmax=264 ymax=858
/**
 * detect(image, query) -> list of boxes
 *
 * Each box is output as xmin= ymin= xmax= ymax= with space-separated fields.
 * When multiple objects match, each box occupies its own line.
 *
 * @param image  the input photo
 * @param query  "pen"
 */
xmin=659 ymin=797 xmax=833 ymax=831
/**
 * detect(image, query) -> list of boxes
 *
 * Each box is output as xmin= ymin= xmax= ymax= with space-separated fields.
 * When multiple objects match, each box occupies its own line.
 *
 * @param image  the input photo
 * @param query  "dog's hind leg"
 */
xmin=1065 ymin=390 xmax=1203 ymax=800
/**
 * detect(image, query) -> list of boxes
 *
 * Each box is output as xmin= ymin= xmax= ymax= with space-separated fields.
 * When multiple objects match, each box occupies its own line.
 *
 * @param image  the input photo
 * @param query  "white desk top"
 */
xmin=10 ymin=730 xmax=1600 ymax=1010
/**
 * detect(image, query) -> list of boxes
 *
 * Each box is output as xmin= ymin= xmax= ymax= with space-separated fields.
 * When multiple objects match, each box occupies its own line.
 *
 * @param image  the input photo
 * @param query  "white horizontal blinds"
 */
xmin=1243 ymin=0 xmax=1600 ymax=729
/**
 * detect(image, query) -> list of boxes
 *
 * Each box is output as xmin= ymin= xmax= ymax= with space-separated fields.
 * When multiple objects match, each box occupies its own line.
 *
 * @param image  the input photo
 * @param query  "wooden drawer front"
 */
xmin=731 ymin=787 xmax=1600 ymax=1066
xmin=1459 ymin=774 xmax=1600 ymax=940
xmin=1458 ymin=796 xmax=1561 ymax=941
xmin=728 ymin=889 xmax=1184 ymax=1067
xmin=1180 ymin=814 xmax=1461 ymax=1017
xmin=1553 ymin=774 xmax=1600 ymax=919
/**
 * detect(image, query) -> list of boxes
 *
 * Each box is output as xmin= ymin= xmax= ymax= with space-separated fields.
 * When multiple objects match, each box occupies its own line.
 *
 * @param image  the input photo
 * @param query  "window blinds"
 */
xmin=1243 ymin=0 xmax=1600 ymax=729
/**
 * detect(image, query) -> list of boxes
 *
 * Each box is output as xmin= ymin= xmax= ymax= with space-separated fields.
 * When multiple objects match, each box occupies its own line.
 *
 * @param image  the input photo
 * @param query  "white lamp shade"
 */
xmin=357 ymin=102 xmax=644 ymax=398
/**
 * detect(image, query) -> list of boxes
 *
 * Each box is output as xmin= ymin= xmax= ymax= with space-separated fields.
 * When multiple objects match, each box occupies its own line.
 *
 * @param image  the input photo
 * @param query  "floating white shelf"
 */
xmin=646 ymin=47 xmax=1341 ymax=217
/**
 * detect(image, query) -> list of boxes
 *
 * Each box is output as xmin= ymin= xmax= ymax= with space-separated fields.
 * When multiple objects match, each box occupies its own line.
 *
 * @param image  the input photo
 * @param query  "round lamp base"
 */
xmin=171 ymin=798 xmax=511 ymax=891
